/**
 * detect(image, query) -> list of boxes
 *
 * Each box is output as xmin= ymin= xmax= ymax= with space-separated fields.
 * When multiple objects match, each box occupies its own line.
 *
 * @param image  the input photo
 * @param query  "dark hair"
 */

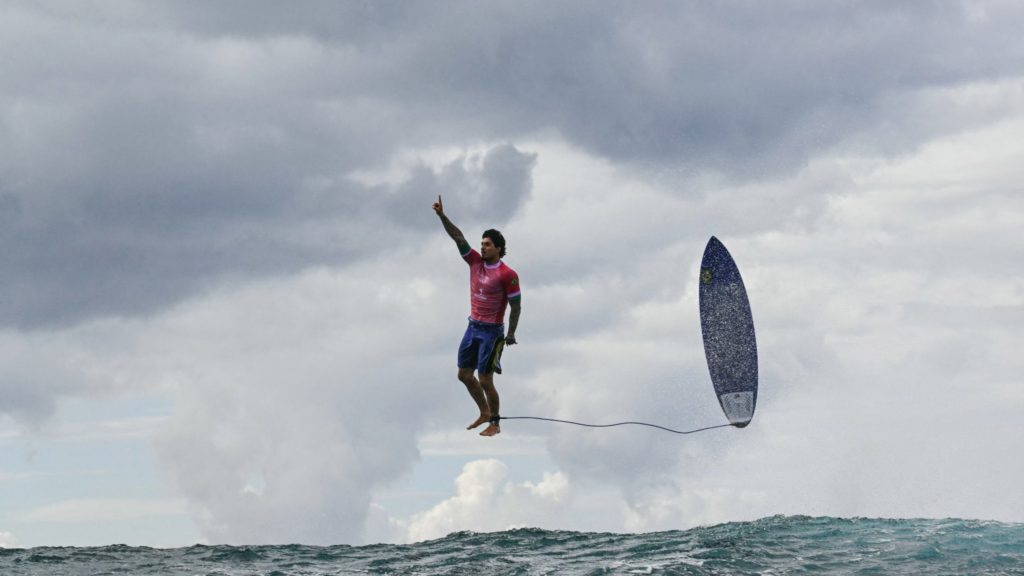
xmin=482 ymin=229 xmax=507 ymax=258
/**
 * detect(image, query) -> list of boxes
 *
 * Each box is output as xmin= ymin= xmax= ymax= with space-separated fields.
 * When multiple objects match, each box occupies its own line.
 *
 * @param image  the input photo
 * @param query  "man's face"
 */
xmin=480 ymin=237 xmax=497 ymax=260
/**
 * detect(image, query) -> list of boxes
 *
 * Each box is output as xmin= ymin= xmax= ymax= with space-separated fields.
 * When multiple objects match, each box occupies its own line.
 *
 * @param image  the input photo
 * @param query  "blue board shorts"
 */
xmin=458 ymin=318 xmax=505 ymax=374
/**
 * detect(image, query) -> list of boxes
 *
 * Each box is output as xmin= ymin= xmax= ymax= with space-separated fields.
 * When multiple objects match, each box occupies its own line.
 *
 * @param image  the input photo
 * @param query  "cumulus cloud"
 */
xmin=403 ymin=459 xmax=571 ymax=543
xmin=4 ymin=236 xmax=466 ymax=543
xmin=143 ymin=259 xmax=460 ymax=544
xmin=0 ymin=531 xmax=17 ymax=548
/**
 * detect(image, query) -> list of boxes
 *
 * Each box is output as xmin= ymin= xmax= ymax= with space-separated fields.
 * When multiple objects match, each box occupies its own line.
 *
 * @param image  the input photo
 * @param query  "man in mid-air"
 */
xmin=433 ymin=195 xmax=521 ymax=437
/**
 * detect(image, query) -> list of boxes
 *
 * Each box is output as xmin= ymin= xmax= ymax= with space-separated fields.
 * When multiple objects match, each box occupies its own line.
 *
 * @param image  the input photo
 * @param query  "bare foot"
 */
xmin=480 ymin=423 xmax=501 ymax=437
xmin=467 ymin=414 xmax=491 ymax=430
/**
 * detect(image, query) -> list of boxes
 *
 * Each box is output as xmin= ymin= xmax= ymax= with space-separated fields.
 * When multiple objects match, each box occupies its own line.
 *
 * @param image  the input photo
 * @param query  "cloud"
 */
xmin=2 ymin=1 xmax=538 ymax=329
xmin=4 ymin=2 xmax=1023 ymax=330
xmin=403 ymin=459 xmax=571 ymax=543
xmin=0 ymin=135 xmax=535 ymax=543
xmin=0 ymin=531 xmax=17 ymax=548
xmin=501 ymin=108 xmax=1024 ymax=529
xmin=20 ymin=498 xmax=187 ymax=523
xmin=4 ymin=111 xmax=1023 ymax=543
xmin=0 ymin=137 xmax=534 ymax=329
xmin=145 ymin=2 xmax=1024 ymax=168
xmin=416 ymin=429 xmax=548 ymax=457
xmin=0 ymin=327 xmax=133 ymax=426
xmin=384 ymin=144 xmax=536 ymax=230
xmin=141 ymin=254 xmax=475 ymax=545
xmin=5 ymin=240 xmax=464 ymax=543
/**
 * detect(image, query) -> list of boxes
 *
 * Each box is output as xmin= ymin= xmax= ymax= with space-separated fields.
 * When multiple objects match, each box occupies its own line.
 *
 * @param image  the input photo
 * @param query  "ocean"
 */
xmin=1 ymin=515 xmax=1022 ymax=575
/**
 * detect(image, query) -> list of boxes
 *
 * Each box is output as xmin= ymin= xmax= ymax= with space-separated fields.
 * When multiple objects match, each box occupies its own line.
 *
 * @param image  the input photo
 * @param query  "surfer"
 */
xmin=433 ymin=195 xmax=521 ymax=437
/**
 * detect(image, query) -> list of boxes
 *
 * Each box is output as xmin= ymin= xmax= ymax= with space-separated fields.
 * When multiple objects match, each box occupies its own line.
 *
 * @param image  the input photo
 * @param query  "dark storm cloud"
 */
xmin=1 ymin=135 xmax=533 ymax=327
xmin=3 ymin=1 xmax=1022 ymax=327
xmin=156 ymin=1 xmax=1024 ymax=164
xmin=0 ymin=0 xmax=533 ymax=327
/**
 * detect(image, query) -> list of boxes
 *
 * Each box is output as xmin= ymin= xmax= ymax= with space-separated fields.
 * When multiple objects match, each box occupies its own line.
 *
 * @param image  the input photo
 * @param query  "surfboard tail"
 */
xmin=718 ymin=391 xmax=754 ymax=427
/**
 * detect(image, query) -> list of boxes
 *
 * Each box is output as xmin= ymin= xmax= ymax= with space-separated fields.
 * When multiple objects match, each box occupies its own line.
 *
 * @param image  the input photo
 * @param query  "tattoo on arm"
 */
xmin=439 ymin=214 xmax=470 ymax=253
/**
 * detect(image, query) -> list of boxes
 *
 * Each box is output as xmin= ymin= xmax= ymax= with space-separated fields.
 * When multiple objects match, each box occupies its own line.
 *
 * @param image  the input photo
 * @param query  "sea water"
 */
xmin=1 ymin=515 xmax=1022 ymax=575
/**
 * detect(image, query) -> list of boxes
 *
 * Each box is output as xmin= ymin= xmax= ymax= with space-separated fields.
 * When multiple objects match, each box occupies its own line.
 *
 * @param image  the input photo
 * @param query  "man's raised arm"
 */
xmin=433 ymin=195 xmax=471 ymax=254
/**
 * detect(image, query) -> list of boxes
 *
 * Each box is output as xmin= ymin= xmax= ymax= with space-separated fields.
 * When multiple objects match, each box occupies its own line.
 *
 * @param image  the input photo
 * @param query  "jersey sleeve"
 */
xmin=462 ymin=248 xmax=481 ymax=265
xmin=503 ymin=268 xmax=521 ymax=299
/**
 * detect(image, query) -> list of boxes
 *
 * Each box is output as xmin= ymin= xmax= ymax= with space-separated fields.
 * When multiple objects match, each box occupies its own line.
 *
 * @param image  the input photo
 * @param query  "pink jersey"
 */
xmin=463 ymin=248 xmax=520 ymax=324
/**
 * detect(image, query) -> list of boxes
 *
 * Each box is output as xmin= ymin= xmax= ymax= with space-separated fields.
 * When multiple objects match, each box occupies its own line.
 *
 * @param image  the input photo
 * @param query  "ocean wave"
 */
xmin=1 ymin=516 xmax=1022 ymax=575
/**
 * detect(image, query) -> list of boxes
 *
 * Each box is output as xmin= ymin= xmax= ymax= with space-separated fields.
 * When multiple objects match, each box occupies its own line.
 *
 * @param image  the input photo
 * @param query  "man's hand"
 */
xmin=432 ymin=195 xmax=444 ymax=216
xmin=505 ymin=335 xmax=517 ymax=346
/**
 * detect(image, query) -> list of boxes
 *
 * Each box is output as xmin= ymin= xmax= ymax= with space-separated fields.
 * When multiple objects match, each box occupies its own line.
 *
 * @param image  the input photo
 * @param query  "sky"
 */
xmin=1 ymin=0 xmax=1023 ymax=548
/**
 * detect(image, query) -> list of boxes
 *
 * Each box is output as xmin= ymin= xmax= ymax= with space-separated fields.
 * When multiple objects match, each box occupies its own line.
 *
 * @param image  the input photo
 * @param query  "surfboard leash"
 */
xmin=497 ymin=416 xmax=735 ymax=435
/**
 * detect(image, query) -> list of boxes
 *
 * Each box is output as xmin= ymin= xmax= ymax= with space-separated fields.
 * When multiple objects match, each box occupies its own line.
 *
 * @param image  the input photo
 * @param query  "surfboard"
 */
xmin=699 ymin=236 xmax=758 ymax=427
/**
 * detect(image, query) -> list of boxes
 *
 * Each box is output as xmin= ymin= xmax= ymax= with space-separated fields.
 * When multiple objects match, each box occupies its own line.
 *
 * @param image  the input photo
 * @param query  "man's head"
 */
xmin=481 ymin=229 xmax=506 ymax=261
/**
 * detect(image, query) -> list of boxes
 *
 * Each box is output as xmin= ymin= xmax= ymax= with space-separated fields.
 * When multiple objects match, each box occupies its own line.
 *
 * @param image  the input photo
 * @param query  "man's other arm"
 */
xmin=506 ymin=297 xmax=521 ymax=345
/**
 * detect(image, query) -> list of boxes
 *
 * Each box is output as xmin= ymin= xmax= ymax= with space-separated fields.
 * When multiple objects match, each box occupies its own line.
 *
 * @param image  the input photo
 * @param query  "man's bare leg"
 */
xmin=458 ymin=368 xmax=491 ymax=429
xmin=479 ymin=372 xmax=501 ymax=437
